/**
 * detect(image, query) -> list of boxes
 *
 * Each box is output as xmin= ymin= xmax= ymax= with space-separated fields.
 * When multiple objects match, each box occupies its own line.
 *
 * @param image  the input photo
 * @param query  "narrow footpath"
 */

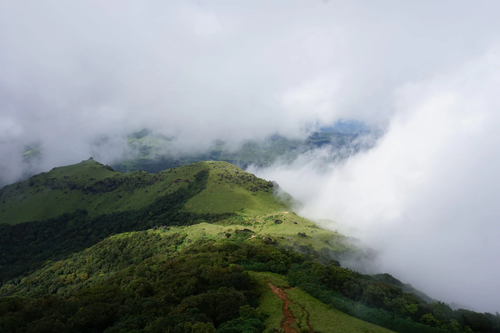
xmin=267 ymin=282 xmax=314 ymax=333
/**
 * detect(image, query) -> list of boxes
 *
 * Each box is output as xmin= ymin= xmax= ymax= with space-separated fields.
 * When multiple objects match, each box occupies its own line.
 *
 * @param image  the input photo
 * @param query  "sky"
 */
xmin=1 ymin=0 xmax=500 ymax=312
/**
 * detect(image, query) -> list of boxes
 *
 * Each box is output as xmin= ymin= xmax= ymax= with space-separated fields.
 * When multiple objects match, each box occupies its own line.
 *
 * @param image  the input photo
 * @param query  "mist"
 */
xmin=2 ymin=0 xmax=500 ymax=312
xmin=250 ymin=48 xmax=500 ymax=312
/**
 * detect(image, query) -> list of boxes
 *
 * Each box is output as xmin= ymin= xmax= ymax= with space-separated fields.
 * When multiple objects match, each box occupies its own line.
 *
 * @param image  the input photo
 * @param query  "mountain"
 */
xmin=0 ymin=159 xmax=286 ymax=225
xmin=1 ymin=160 xmax=499 ymax=333
xmin=8 ymin=123 xmax=375 ymax=189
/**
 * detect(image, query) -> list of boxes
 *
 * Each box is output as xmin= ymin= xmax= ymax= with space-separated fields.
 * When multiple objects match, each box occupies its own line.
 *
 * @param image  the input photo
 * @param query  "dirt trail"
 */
xmin=267 ymin=282 xmax=314 ymax=333
xmin=268 ymin=282 xmax=297 ymax=333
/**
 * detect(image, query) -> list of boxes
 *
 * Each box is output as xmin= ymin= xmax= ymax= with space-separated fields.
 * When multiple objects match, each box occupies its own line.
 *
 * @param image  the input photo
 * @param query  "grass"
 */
xmin=183 ymin=161 xmax=285 ymax=215
xmin=0 ymin=160 xmax=286 ymax=225
xmin=249 ymin=271 xmax=396 ymax=333
xmin=146 ymin=209 xmax=355 ymax=255
xmin=285 ymin=287 xmax=396 ymax=333
xmin=214 ymin=211 xmax=354 ymax=253
xmin=0 ymin=159 xmax=192 ymax=224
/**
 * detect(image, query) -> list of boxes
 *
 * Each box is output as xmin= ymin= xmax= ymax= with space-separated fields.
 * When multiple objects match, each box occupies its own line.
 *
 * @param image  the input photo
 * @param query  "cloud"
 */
xmin=251 ymin=48 xmax=500 ymax=312
xmin=3 ymin=1 xmax=500 ymax=185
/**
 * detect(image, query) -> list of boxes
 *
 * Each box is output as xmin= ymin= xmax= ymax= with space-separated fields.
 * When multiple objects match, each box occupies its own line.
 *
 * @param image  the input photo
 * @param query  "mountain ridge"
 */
xmin=1 ymin=160 xmax=498 ymax=333
xmin=0 ymin=159 xmax=286 ymax=225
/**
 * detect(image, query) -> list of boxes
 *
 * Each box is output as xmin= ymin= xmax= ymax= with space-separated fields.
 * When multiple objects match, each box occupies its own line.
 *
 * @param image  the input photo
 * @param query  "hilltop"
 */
xmin=0 ymin=159 xmax=287 ymax=225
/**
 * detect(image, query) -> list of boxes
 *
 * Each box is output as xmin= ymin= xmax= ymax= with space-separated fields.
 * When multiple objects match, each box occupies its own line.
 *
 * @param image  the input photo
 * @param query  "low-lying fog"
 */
xmin=249 ymin=50 xmax=500 ymax=311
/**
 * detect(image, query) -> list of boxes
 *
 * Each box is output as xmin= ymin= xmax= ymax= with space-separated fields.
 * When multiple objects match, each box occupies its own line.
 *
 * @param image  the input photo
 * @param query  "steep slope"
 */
xmin=183 ymin=162 xmax=286 ymax=215
xmin=0 ymin=159 xmax=286 ymax=225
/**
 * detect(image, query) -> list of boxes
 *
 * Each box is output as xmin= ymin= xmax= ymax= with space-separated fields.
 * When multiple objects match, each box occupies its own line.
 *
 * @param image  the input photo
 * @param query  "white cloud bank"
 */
xmin=2 ymin=1 xmax=500 ymax=182
xmin=251 ymin=48 xmax=500 ymax=312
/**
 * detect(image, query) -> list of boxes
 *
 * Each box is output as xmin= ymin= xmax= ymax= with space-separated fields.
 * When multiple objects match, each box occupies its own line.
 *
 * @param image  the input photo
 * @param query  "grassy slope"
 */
xmin=287 ymin=285 xmax=395 ymax=333
xmin=249 ymin=271 xmax=395 ymax=333
xmin=167 ymin=211 xmax=354 ymax=254
xmin=0 ymin=160 xmax=285 ymax=225
xmin=183 ymin=161 xmax=286 ymax=215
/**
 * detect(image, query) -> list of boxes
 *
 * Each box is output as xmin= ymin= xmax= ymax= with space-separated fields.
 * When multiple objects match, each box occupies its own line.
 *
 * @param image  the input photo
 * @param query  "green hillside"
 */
xmin=0 ymin=225 xmax=398 ymax=333
xmin=0 ymin=159 xmax=286 ymax=225
xmin=1 ymin=160 xmax=498 ymax=333
xmin=2 ymin=221 xmax=484 ymax=333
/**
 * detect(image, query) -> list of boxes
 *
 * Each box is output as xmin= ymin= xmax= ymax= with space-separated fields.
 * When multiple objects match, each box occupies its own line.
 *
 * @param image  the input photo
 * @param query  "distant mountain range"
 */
xmin=13 ymin=120 xmax=376 ymax=187
xmin=111 ymin=120 xmax=375 ymax=174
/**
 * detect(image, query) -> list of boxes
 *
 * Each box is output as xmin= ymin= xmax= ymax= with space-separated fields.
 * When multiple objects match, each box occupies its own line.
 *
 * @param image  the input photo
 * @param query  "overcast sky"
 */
xmin=2 ymin=0 xmax=500 ymax=312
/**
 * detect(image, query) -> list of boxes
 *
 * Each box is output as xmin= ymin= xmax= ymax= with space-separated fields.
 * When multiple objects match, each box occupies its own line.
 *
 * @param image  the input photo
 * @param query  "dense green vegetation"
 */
xmin=1 ymin=159 xmax=499 ymax=333
xmin=3 ymin=229 xmax=498 ymax=333
xmin=0 ymin=234 xmax=262 ymax=333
